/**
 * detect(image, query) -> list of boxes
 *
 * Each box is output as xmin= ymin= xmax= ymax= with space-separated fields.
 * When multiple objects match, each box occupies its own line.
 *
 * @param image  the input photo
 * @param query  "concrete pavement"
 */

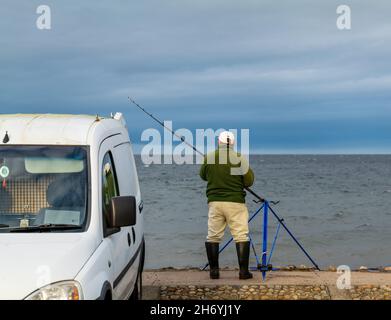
xmin=142 ymin=269 xmax=391 ymax=300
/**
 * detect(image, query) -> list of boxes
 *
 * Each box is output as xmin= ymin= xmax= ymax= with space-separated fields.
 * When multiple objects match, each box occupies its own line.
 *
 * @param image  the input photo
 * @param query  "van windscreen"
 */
xmin=0 ymin=146 xmax=89 ymax=232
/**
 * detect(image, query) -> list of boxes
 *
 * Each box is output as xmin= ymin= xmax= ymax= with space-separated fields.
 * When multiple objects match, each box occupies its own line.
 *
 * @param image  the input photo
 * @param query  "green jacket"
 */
xmin=199 ymin=145 xmax=254 ymax=203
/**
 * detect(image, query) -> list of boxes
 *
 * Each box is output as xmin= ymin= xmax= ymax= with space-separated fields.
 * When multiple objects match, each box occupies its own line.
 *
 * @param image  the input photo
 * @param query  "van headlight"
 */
xmin=25 ymin=281 xmax=83 ymax=300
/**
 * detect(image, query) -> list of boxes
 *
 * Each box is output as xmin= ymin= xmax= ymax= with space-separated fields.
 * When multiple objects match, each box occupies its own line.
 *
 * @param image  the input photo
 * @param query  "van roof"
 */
xmin=0 ymin=113 xmax=127 ymax=146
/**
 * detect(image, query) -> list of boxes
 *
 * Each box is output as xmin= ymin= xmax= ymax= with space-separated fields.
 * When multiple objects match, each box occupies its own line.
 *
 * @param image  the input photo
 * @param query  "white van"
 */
xmin=0 ymin=113 xmax=144 ymax=300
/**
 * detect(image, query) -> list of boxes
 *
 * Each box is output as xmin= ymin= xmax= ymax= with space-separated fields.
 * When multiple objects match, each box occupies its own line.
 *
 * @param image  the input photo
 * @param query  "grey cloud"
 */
xmin=0 ymin=0 xmax=390 ymax=152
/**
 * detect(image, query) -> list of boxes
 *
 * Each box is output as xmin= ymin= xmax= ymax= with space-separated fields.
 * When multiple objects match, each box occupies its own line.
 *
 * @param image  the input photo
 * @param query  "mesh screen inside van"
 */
xmin=0 ymin=175 xmax=55 ymax=214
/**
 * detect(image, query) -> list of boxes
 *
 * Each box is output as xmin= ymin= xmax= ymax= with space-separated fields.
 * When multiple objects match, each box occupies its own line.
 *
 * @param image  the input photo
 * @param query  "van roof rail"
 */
xmin=111 ymin=112 xmax=127 ymax=128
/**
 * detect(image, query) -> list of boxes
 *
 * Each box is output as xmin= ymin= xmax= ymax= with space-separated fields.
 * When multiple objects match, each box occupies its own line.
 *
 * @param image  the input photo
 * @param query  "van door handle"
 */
xmin=138 ymin=201 xmax=143 ymax=213
xmin=127 ymin=232 xmax=131 ymax=247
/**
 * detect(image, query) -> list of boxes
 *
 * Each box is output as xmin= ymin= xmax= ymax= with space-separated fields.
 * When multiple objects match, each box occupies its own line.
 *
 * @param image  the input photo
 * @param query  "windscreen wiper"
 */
xmin=9 ymin=224 xmax=83 ymax=233
xmin=0 ymin=224 xmax=9 ymax=228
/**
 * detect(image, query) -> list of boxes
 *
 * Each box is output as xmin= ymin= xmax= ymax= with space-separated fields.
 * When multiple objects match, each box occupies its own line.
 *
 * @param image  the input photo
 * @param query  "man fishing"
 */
xmin=129 ymin=97 xmax=320 ymax=277
xmin=200 ymin=131 xmax=254 ymax=280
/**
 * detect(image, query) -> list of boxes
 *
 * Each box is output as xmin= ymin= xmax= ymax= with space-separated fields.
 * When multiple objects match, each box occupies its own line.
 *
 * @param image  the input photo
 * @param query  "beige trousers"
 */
xmin=207 ymin=201 xmax=249 ymax=243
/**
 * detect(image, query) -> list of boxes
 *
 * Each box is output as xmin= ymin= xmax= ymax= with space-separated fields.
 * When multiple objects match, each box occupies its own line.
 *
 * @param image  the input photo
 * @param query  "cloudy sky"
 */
xmin=1 ymin=1 xmax=390 ymax=153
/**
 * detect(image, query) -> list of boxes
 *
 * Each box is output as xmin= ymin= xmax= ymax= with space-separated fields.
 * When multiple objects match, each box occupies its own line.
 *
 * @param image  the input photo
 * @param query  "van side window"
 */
xmin=102 ymin=152 xmax=119 ymax=236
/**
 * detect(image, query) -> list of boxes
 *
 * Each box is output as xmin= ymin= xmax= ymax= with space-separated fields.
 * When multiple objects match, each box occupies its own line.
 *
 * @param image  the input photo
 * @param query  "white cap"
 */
xmin=218 ymin=131 xmax=235 ymax=145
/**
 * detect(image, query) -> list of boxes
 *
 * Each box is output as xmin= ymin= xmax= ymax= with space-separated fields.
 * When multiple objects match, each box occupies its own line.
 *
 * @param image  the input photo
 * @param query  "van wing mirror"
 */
xmin=109 ymin=196 xmax=137 ymax=228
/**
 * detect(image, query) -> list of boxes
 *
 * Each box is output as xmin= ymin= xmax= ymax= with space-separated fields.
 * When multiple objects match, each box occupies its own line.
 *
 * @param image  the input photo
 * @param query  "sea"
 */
xmin=136 ymin=155 xmax=391 ymax=270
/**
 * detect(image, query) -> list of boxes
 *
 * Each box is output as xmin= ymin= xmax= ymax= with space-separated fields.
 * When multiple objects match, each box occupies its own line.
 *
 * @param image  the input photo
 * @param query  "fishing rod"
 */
xmin=128 ymin=97 xmax=278 ymax=205
xmin=128 ymin=97 xmax=320 ymax=272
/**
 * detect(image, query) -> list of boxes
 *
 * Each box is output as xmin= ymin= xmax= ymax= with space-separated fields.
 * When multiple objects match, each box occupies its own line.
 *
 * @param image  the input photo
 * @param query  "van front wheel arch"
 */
xmin=98 ymin=281 xmax=112 ymax=300
xmin=130 ymin=239 xmax=145 ymax=300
